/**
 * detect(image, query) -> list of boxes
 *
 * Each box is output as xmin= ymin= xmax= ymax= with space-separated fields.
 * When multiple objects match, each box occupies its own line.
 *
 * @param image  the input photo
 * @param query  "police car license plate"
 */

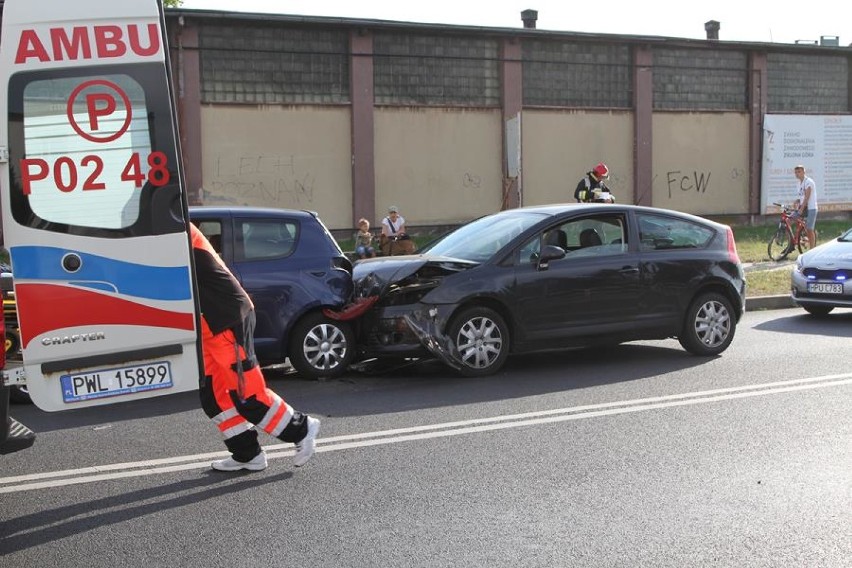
xmin=60 ymin=361 xmax=173 ymax=403
xmin=807 ymin=282 xmax=843 ymax=294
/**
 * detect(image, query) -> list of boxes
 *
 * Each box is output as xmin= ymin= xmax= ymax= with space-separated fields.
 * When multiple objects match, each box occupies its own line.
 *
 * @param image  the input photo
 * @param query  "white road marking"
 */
xmin=2 ymin=373 xmax=850 ymax=494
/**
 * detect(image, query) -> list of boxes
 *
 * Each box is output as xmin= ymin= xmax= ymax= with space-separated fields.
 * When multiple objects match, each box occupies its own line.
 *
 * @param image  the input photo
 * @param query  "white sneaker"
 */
xmin=211 ymin=450 xmax=268 ymax=472
xmin=293 ymin=417 xmax=320 ymax=467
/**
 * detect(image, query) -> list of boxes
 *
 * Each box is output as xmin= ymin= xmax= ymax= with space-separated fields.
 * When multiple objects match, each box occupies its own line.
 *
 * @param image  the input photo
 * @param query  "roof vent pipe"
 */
xmin=521 ymin=9 xmax=538 ymax=29
xmin=705 ymin=20 xmax=720 ymax=40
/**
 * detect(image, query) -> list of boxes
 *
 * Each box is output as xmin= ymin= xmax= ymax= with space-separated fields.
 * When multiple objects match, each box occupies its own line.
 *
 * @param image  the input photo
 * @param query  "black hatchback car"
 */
xmin=353 ymin=204 xmax=745 ymax=376
xmin=190 ymin=207 xmax=354 ymax=378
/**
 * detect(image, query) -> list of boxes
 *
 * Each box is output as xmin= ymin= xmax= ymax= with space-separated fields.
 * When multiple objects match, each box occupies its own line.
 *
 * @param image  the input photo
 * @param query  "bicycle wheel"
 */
xmin=794 ymin=229 xmax=808 ymax=255
xmin=767 ymin=226 xmax=792 ymax=261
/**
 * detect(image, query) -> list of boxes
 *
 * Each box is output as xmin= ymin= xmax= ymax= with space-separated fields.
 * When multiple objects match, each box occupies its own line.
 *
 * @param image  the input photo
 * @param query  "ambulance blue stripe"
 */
xmin=10 ymin=246 xmax=191 ymax=301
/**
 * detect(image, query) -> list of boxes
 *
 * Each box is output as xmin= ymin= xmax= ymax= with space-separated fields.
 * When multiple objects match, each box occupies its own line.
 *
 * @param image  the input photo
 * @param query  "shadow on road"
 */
xmin=273 ymin=342 xmax=719 ymax=419
xmin=12 ymin=341 xmax=720 ymax=430
xmin=753 ymin=309 xmax=852 ymax=338
xmin=11 ymin=389 xmax=202 ymax=432
xmin=0 ymin=470 xmax=293 ymax=555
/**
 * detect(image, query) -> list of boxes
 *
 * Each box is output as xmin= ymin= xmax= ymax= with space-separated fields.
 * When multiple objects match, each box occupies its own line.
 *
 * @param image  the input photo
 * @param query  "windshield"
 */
xmin=839 ymin=228 xmax=852 ymax=242
xmin=422 ymin=211 xmax=547 ymax=262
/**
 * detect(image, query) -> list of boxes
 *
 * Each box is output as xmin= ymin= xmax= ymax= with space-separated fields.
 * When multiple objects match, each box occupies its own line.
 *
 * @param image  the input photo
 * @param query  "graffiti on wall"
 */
xmin=462 ymin=172 xmax=482 ymax=189
xmin=204 ymin=155 xmax=316 ymax=208
xmin=665 ymin=170 xmax=712 ymax=199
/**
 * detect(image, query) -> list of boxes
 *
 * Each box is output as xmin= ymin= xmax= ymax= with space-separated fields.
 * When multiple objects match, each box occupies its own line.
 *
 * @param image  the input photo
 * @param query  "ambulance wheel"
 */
xmin=9 ymin=386 xmax=31 ymax=404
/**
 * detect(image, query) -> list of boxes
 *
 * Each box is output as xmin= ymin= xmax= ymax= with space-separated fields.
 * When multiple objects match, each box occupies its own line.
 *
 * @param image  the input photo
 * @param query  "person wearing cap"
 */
xmin=793 ymin=165 xmax=818 ymax=248
xmin=380 ymin=205 xmax=415 ymax=255
xmin=574 ymin=162 xmax=615 ymax=203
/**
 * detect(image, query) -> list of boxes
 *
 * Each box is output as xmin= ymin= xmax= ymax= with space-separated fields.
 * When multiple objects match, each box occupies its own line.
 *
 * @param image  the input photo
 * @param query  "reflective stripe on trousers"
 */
xmin=200 ymin=315 xmax=294 ymax=442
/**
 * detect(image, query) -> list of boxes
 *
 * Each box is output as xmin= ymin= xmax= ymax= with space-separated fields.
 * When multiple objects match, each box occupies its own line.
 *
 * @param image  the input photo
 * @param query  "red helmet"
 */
xmin=592 ymin=162 xmax=609 ymax=179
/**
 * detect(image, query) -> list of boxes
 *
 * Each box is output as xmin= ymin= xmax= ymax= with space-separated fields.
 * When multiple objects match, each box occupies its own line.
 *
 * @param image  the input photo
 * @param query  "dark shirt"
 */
xmin=574 ymin=174 xmax=608 ymax=202
xmin=190 ymin=224 xmax=252 ymax=334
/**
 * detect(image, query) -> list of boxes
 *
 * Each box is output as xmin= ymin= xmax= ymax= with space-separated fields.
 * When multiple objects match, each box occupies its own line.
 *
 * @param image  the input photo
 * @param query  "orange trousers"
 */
xmin=198 ymin=312 xmax=307 ymax=460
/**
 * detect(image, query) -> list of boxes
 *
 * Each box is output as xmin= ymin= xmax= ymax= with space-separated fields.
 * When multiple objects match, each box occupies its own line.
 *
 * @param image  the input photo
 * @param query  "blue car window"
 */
xmin=196 ymin=221 xmax=223 ymax=255
xmin=239 ymin=220 xmax=298 ymax=261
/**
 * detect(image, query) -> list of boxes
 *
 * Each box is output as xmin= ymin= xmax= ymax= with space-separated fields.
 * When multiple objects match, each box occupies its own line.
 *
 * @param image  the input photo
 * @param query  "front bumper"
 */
xmin=359 ymin=303 xmax=458 ymax=358
xmin=790 ymin=270 xmax=852 ymax=308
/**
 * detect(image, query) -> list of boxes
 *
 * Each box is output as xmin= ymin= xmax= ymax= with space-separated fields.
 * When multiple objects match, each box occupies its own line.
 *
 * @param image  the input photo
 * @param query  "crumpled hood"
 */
xmin=352 ymin=255 xmax=477 ymax=297
xmin=802 ymin=240 xmax=852 ymax=266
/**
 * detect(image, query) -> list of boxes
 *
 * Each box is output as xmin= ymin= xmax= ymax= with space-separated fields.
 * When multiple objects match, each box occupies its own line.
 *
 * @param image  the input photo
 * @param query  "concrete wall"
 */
xmin=195 ymin=105 xmax=752 ymax=228
xmin=198 ymin=106 xmax=353 ymax=229
xmin=522 ymin=110 xmax=634 ymax=206
xmin=651 ymin=112 xmax=750 ymax=215
xmin=373 ymin=108 xmax=503 ymax=225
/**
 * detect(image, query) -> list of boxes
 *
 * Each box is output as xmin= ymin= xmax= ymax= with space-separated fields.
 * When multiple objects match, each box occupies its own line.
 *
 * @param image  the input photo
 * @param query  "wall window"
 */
xmin=522 ymin=40 xmax=631 ymax=108
xmin=373 ymin=33 xmax=499 ymax=106
xmin=200 ymin=24 xmax=349 ymax=104
xmin=652 ymin=48 xmax=748 ymax=111
xmin=767 ymin=53 xmax=849 ymax=113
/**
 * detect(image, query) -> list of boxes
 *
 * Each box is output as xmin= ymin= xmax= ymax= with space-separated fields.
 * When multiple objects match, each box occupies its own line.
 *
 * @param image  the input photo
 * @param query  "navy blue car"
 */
xmin=190 ymin=207 xmax=354 ymax=378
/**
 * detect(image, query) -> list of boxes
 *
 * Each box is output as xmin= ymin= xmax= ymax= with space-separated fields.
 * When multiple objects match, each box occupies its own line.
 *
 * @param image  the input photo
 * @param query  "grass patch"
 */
xmin=336 ymin=235 xmax=434 ymax=254
xmin=746 ymin=266 xmax=794 ymax=297
xmin=732 ymin=220 xmax=849 ymax=263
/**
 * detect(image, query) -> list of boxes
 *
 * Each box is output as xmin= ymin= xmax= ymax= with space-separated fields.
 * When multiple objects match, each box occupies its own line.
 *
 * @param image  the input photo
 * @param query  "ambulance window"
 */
xmin=20 ymin=75 xmax=151 ymax=229
xmin=7 ymin=64 xmax=182 ymax=238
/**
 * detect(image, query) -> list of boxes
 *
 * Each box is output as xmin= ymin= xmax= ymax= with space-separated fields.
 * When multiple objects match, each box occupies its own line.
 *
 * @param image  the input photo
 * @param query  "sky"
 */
xmin=178 ymin=0 xmax=852 ymax=46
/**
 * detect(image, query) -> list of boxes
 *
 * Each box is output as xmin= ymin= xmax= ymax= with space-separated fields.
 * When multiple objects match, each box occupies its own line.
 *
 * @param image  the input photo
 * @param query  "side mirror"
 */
xmin=540 ymin=245 xmax=566 ymax=262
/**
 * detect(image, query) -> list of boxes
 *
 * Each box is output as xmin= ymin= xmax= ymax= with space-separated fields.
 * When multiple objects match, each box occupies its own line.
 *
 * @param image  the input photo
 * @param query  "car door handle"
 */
xmin=619 ymin=266 xmax=640 ymax=275
xmin=309 ymin=271 xmax=327 ymax=277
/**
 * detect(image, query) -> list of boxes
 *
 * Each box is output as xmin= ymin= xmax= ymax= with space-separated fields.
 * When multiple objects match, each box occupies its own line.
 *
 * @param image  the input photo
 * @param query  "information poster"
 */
xmin=762 ymin=114 xmax=852 ymax=214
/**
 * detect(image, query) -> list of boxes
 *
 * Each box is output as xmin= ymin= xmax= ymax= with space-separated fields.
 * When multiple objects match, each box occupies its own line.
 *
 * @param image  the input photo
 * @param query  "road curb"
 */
xmin=745 ymin=295 xmax=796 ymax=311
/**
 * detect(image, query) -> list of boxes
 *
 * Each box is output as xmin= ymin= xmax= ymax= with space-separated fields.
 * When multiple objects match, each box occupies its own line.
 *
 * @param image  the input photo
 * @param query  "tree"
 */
xmin=163 ymin=0 xmax=183 ymax=7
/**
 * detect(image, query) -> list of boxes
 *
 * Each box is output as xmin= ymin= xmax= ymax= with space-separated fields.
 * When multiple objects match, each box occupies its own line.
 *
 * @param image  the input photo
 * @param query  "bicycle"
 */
xmin=767 ymin=202 xmax=809 ymax=261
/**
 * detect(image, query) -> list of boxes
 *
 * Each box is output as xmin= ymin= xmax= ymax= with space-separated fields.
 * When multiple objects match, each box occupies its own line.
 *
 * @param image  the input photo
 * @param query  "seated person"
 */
xmin=380 ymin=205 xmax=416 ymax=255
xmin=354 ymin=218 xmax=376 ymax=259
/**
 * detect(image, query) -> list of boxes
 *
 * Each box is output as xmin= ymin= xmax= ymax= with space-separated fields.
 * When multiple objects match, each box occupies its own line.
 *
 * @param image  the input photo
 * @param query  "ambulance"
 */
xmin=0 ymin=0 xmax=201 ymax=453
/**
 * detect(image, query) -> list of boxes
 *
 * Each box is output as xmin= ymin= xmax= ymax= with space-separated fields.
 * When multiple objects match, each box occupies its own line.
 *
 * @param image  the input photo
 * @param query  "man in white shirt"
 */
xmin=381 ymin=205 xmax=407 ymax=238
xmin=793 ymin=165 xmax=818 ymax=249
xmin=380 ymin=205 xmax=415 ymax=255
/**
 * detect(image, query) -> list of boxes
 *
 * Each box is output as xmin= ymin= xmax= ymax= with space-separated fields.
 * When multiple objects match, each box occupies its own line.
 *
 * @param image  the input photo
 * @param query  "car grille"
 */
xmin=802 ymin=267 xmax=851 ymax=281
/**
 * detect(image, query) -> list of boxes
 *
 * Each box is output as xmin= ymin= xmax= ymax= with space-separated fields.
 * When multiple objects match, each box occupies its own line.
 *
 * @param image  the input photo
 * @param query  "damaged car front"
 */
xmin=353 ymin=256 xmax=476 ymax=364
xmin=352 ymin=210 xmax=548 ymax=375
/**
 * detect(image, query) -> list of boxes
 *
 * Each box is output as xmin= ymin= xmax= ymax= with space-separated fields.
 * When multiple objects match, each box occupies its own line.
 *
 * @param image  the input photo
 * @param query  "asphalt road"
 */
xmin=2 ymin=308 xmax=851 ymax=567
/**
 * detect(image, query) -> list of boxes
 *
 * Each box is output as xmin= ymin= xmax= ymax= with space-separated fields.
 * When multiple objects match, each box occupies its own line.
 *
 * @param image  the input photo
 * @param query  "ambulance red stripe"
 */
xmin=15 ymin=283 xmax=194 ymax=348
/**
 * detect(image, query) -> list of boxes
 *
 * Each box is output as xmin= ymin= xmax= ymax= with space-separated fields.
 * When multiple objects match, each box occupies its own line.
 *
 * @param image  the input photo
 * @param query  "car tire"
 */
xmin=803 ymin=305 xmax=833 ymax=317
xmin=447 ymin=307 xmax=510 ymax=377
xmin=678 ymin=292 xmax=736 ymax=356
xmin=9 ymin=385 xmax=31 ymax=404
xmin=288 ymin=312 xmax=355 ymax=379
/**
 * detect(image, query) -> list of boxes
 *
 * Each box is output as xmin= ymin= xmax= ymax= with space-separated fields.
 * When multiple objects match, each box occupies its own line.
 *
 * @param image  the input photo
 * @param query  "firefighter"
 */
xmin=190 ymin=223 xmax=319 ymax=471
xmin=574 ymin=162 xmax=615 ymax=203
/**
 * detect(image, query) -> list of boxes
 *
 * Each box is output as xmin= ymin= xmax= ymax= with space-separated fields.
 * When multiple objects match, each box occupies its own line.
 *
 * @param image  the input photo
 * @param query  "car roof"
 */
xmin=502 ymin=203 xmax=726 ymax=228
xmin=188 ymin=205 xmax=318 ymax=220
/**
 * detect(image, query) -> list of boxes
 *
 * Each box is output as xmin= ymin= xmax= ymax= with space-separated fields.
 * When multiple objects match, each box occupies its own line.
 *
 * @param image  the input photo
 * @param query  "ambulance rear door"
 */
xmin=0 ymin=0 xmax=202 ymax=411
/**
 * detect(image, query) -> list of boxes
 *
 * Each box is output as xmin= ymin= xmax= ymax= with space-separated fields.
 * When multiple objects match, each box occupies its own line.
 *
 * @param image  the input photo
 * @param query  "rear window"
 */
xmin=237 ymin=219 xmax=298 ymax=261
xmin=19 ymin=75 xmax=151 ymax=229
xmin=637 ymin=213 xmax=714 ymax=251
xmin=7 ymin=64 xmax=181 ymax=237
